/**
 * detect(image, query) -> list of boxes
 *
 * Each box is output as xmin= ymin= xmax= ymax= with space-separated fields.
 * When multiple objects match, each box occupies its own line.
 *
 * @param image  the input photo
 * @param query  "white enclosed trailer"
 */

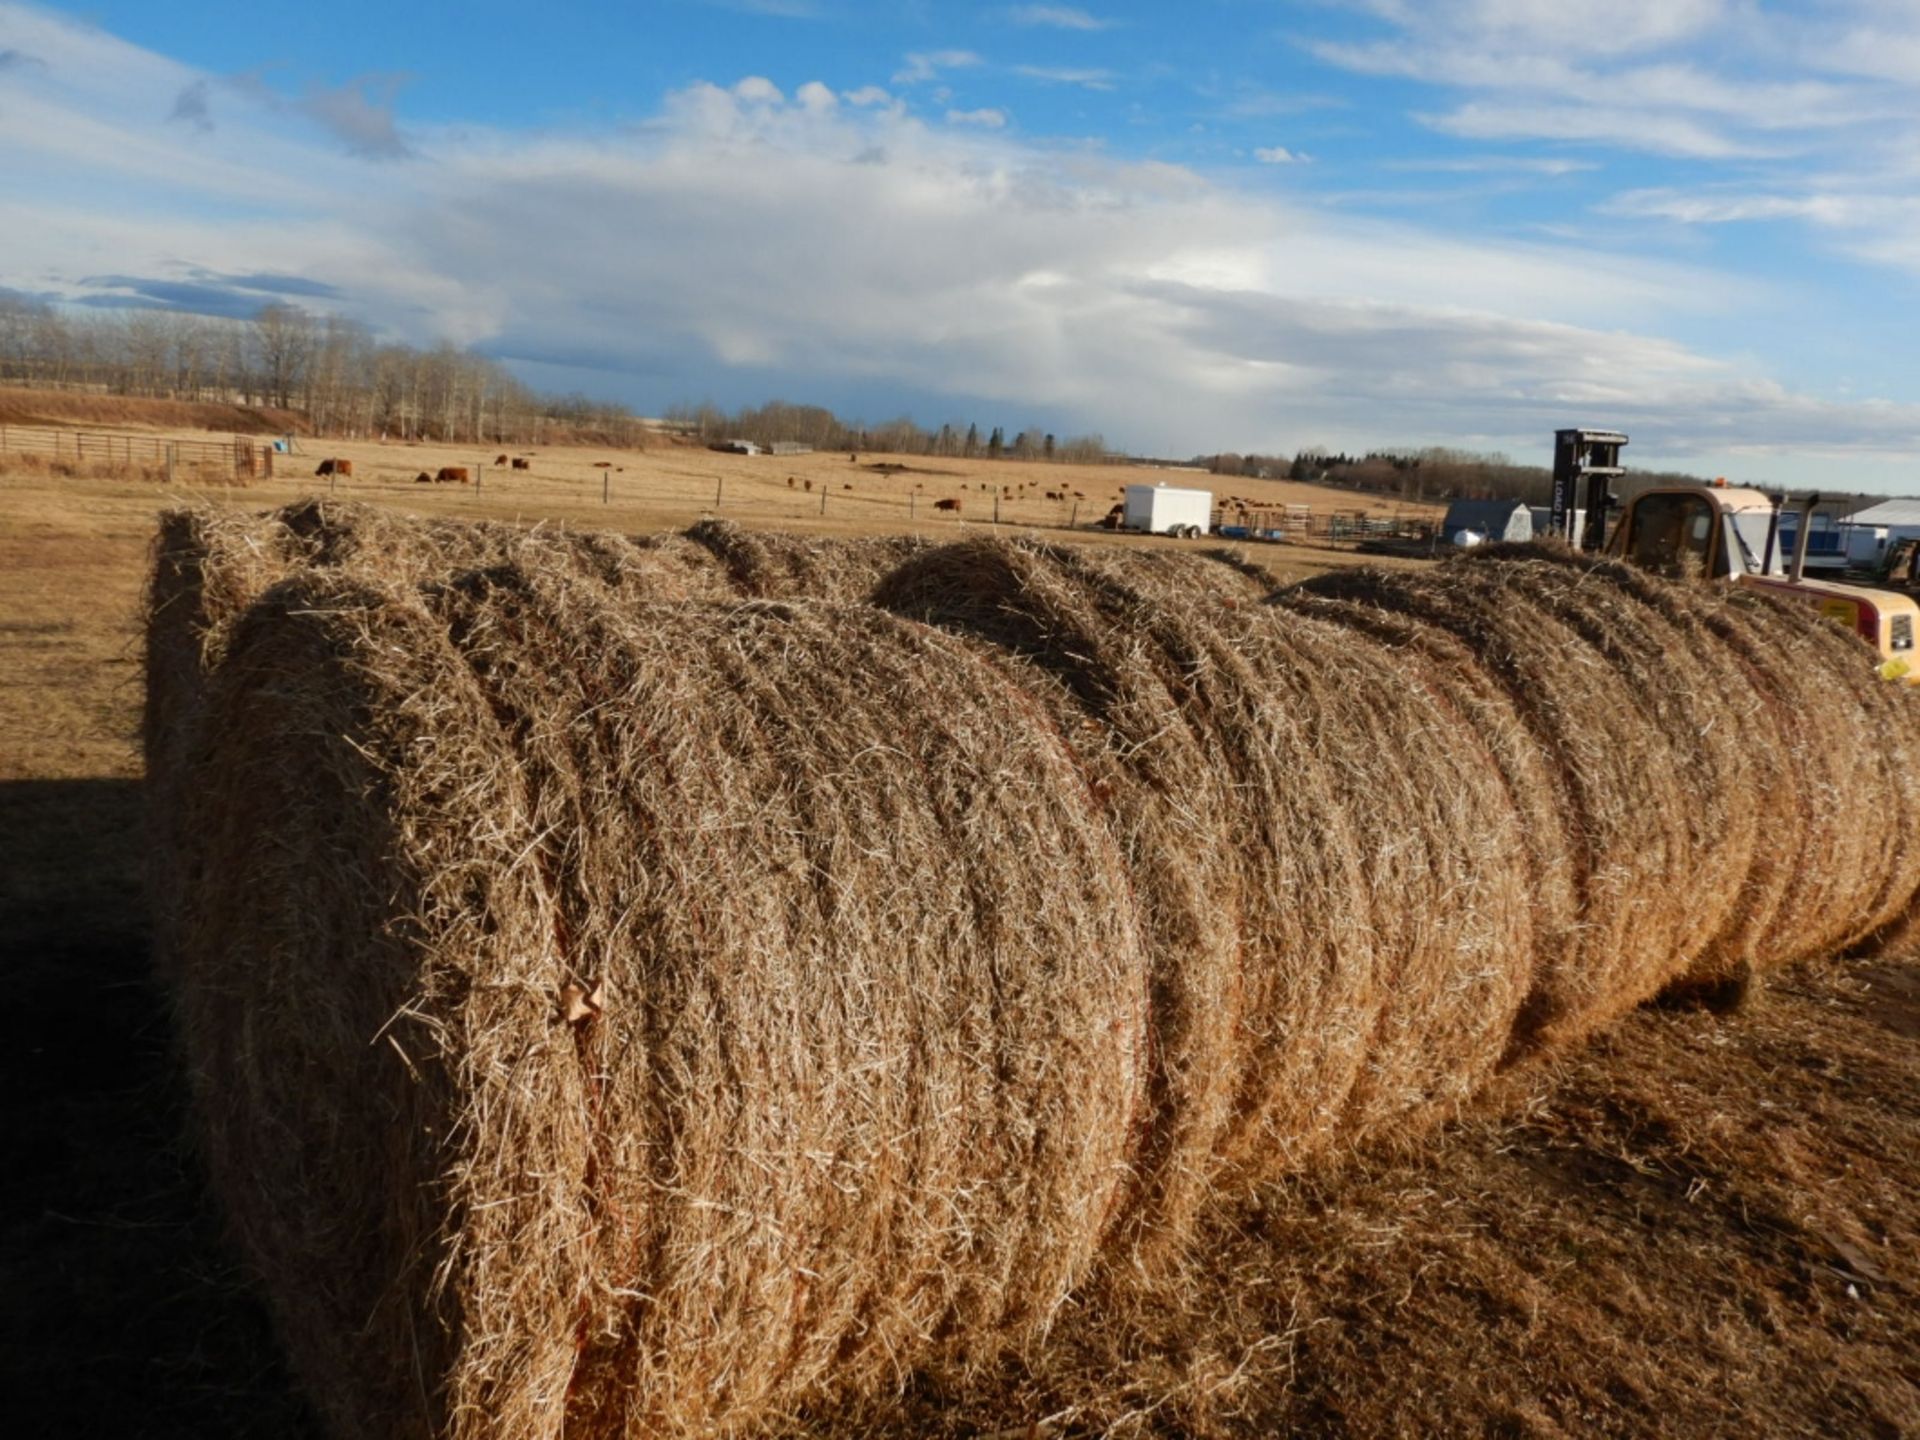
xmin=1124 ymin=483 xmax=1214 ymax=536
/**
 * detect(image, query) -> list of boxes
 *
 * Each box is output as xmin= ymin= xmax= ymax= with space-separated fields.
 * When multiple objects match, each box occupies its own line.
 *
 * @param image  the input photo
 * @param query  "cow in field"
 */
xmin=315 ymin=458 xmax=353 ymax=477
xmin=413 ymin=471 xmax=433 ymax=484
xmin=494 ymin=454 xmax=510 ymax=466
xmin=934 ymin=497 xmax=961 ymax=513
xmin=511 ymin=458 xmax=531 ymax=470
xmin=436 ymin=466 xmax=471 ymax=484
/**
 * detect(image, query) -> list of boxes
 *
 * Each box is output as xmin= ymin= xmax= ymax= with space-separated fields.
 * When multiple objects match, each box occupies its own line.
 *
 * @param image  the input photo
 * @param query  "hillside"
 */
xmin=0 ymin=385 xmax=307 ymax=436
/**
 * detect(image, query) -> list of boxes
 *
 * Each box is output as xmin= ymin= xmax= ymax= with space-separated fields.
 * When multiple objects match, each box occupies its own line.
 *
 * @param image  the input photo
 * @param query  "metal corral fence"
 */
xmin=1213 ymin=501 xmax=1437 ymax=546
xmin=0 ymin=423 xmax=267 ymax=479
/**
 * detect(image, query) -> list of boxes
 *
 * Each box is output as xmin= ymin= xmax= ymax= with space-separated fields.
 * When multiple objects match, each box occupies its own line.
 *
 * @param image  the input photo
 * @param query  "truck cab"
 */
xmin=1604 ymin=484 xmax=1919 ymax=679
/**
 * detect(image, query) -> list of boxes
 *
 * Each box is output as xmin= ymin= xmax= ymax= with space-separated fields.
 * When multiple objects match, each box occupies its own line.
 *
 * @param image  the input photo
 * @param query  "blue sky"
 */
xmin=2 ymin=1 xmax=1918 ymax=484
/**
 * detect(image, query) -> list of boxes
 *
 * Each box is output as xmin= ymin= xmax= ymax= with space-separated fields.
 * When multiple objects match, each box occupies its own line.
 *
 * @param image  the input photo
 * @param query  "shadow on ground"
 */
xmin=0 ymin=777 xmax=313 ymax=1437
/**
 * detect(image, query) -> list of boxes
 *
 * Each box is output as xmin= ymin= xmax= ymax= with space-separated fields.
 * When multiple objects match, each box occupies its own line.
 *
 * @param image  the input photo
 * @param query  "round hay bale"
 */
xmin=1284 ymin=554 xmax=1751 ymax=1047
xmin=877 ymin=538 xmax=1536 ymax=1195
xmin=1284 ymin=547 xmax=1920 ymax=1035
xmin=145 ymin=503 xmax=735 ymax=983
xmin=686 ymin=517 xmax=932 ymax=602
xmin=876 ymin=539 xmax=1251 ymax=1250
xmin=172 ymin=563 xmax=1152 ymax=1438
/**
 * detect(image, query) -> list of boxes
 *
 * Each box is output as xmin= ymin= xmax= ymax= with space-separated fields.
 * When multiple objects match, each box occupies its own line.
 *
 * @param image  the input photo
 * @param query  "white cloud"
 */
xmin=1421 ymin=101 xmax=1772 ymax=159
xmin=794 ymin=80 xmax=836 ymax=114
xmin=892 ymin=50 xmax=981 ymax=85
xmin=1009 ymin=5 xmax=1113 ymax=31
xmin=1314 ymin=1 xmax=1920 ymax=161
xmin=1011 ymin=64 xmax=1116 ymax=90
xmin=1254 ymin=145 xmax=1306 ymax=164
xmin=1387 ymin=154 xmax=1597 ymax=175
xmin=732 ymin=75 xmax=784 ymax=105
xmin=946 ymin=107 xmax=1008 ymax=129
xmin=1345 ymin=0 xmax=1726 ymax=60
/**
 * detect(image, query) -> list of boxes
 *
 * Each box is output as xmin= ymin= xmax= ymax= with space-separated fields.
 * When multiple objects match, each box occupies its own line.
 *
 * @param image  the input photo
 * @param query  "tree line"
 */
xmin=0 ymin=297 xmax=647 ymax=446
xmin=1196 ymin=445 xmax=1714 ymax=505
xmin=663 ymin=399 xmax=1115 ymax=464
xmin=0 ymin=292 xmax=1722 ymax=496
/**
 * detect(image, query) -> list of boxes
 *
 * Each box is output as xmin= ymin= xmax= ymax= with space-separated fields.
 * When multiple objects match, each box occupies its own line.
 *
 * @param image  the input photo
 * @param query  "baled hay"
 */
xmin=1284 ymin=547 xmax=1920 ymax=1044
xmin=144 ymin=502 xmax=732 ymax=978
xmin=686 ymin=518 xmax=932 ymax=602
xmin=173 ymin=561 xmax=1150 ymax=1439
xmin=877 ymin=538 xmax=1538 ymax=1187
xmin=1281 ymin=551 xmax=1760 ymax=1046
xmin=876 ymin=539 xmax=1252 ymax=1251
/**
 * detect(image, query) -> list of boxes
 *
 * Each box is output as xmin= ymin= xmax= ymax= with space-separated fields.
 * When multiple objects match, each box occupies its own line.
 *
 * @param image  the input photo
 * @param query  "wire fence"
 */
xmin=0 ymin=423 xmax=266 ymax=479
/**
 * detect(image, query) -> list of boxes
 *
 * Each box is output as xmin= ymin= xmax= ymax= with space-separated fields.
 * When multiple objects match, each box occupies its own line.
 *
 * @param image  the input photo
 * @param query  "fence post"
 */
xmin=715 ymin=476 xmax=723 ymax=508
xmin=994 ymin=491 xmax=1000 ymax=525
xmin=909 ymin=491 xmax=916 ymax=520
xmin=819 ymin=485 xmax=827 ymax=516
xmin=166 ymin=442 xmax=176 ymax=486
xmin=603 ymin=469 xmax=610 ymax=505
xmin=1070 ymin=500 xmax=1079 ymax=527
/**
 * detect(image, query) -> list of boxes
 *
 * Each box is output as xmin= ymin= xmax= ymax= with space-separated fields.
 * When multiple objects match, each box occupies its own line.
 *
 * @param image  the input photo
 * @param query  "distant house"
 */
xmin=1441 ymin=498 xmax=1533 ymax=547
xmin=708 ymin=439 xmax=761 ymax=455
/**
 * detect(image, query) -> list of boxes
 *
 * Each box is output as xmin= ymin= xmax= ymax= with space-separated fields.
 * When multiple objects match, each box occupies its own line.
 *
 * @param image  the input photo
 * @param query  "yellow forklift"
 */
xmin=1543 ymin=428 xmax=1919 ymax=681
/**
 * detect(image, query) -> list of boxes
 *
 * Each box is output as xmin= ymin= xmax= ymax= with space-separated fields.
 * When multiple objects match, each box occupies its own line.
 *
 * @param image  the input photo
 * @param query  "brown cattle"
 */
xmin=494 ymin=454 xmax=510 ymax=466
xmin=436 ymin=467 xmax=471 ymax=484
xmin=413 ymin=471 xmax=433 ymax=484
xmin=933 ymin=498 xmax=961 ymax=513
xmin=511 ymin=458 xmax=531 ymax=470
xmin=592 ymin=461 xmax=613 ymax=469
xmin=315 ymin=458 xmax=353 ymax=478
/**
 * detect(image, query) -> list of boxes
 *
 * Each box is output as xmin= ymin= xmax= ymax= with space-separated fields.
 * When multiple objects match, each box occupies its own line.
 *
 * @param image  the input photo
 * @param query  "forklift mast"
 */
xmin=1549 ymin=429 xmax=1628 ymax=552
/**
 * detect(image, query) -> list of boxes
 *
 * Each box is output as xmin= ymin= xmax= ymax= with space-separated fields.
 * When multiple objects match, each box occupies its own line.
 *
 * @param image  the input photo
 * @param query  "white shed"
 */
xmin=1124 ymin=483 xmax=1214 ymax=536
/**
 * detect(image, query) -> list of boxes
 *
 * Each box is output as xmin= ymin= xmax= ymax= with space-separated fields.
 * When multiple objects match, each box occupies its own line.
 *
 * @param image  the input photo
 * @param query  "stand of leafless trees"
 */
xmin=663 ymin=399 xmax=1114 ymax=463
xmin=0 ymin=297 xmax=646 ymax=447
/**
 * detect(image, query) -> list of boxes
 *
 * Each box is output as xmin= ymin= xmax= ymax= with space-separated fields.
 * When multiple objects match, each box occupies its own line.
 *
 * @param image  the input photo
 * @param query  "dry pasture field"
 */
xmin=2 ymin=448 xmax=1917 ymax=1438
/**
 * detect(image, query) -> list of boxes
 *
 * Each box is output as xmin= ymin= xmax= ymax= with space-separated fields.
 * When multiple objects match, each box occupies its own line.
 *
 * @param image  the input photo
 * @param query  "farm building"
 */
xmin=767 ymin=441 xmax=813 ymax=456
xmin=1836 ymin=496 xmax=1920 ymax=570
xmin=708 ymin=439 xmax=762 ymax=455
xmin=1442 ymin=498 xmax=1532 ymax=547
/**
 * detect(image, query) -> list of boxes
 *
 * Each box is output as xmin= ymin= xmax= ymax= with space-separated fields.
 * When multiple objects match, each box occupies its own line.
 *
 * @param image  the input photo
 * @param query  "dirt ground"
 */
xmin=3 ymin=455 xmax=1915 ymax=1438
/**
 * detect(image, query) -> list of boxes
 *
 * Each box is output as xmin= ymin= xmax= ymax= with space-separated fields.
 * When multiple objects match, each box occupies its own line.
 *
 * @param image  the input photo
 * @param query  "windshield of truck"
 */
xmin=1728 ymin=511 xmax=1781 ymax=575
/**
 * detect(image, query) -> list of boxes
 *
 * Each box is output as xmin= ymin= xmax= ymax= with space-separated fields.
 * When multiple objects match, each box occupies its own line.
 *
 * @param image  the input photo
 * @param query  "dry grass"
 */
xmin=0 ymin=384 xmax=303 ymax=435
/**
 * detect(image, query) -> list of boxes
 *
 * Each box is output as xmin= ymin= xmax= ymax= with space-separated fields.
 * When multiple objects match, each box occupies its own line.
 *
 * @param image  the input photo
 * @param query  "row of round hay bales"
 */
xmin=151 ymin=515 xmax=1920 ymax=1439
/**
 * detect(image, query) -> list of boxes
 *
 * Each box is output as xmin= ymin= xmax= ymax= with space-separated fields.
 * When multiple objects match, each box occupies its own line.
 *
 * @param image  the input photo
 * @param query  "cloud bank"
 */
xmin=2 ymin=1 xmax=1919 ymax=474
